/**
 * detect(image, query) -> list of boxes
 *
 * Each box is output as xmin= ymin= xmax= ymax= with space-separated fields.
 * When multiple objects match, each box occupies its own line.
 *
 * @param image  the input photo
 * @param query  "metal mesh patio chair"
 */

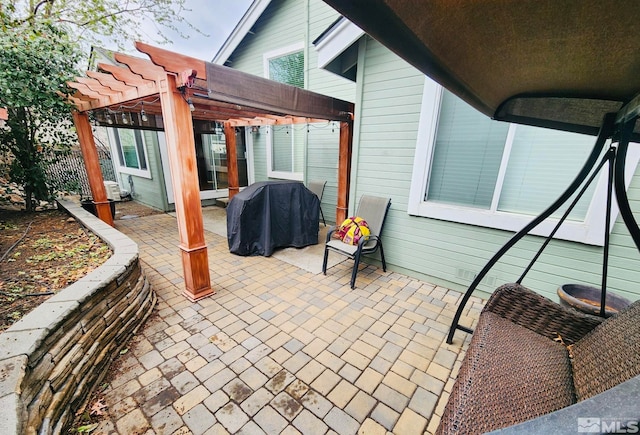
xmin=307 ymin=180 xmax=327 ymax=226
xmin=322 ymin=195 xmax=391 ymax=289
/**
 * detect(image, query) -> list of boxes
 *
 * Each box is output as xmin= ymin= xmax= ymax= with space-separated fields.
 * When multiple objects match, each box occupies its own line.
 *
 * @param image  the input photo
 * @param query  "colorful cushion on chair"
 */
xmin=334 ymin=216 xmax=370 ymax=245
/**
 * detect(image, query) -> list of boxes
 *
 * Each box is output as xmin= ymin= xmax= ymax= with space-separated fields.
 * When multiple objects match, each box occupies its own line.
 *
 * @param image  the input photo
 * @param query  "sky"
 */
xmin=107 ymin=0 xmax=254 ymax=62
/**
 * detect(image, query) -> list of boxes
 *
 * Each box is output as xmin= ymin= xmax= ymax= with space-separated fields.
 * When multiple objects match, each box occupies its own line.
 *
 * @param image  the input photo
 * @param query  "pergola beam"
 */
xmin=226 ymin=116 xmax=330 ymax=127
xmin=136 ymin=41 xmax=207 ymax=82
xmin=68 ymin=96 xmax=91 ymax=112
xmin=84 ymin=83 xmax=159 ymax=111
xmin=113 ymin=53 xmax=165 ymax=81
xmin=67 ymin=82 xmax=104 ymax=100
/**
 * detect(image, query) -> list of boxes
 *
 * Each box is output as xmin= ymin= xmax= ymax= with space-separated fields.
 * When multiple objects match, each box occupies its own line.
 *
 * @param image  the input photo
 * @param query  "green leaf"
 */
xmin=76 ymin=423 xmax=98 ymax=433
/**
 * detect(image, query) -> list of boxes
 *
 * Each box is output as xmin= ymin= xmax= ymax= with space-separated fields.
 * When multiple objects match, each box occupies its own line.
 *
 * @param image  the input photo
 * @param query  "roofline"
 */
xmin=312 ymin=16 xmax=344 ymax=46
xmin=212 ymin=0 xmax=273 ymax=65
xmin=313 ymin=17 xmax=364 ymax=70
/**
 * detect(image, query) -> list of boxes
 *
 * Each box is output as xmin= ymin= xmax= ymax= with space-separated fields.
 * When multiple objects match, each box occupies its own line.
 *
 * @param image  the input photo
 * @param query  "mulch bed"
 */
xmin=0 ymin=208 xmax=112 ymax=332
xmin=0 ymin=200 xmax=163 ymax=332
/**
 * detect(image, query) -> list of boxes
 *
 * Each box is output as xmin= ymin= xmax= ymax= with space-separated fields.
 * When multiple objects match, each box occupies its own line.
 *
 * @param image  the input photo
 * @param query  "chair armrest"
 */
xmin=484 ymin=283 xmax=604 ymax=344
xmin=358 ymin=234 xmax=382 ymax=249
xmin=325 ymin=225 xmax=338 ymax=243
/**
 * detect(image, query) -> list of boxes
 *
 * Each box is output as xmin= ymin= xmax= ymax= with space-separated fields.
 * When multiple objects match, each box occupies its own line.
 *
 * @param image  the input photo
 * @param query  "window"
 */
xmin=408 ymin=77 xmax=640 ymax=245
xmin=263 ymin=43 xmax=306 ymax=180
xmin=111 ymin=128 xmax=151 ymax=178
xmin=264 ymin=43 xmax=305 ymax=88
xmin=265 ymin=125 xmax=304 ymax=181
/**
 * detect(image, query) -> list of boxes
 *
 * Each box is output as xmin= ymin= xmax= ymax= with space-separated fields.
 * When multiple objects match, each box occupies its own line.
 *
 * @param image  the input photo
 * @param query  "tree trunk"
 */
xmin=24 ymin=184 xmax=34 ymax=212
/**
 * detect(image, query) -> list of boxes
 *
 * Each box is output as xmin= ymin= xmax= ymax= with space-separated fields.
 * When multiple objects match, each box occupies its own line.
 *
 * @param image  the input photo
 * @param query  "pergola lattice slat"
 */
xmin=75 ymin=77 xmax=122 ymax=96
xmin=97 ymin=63 xmax=155 ymax=87
xmin=86 ymin=71 xmax=131 ymax=92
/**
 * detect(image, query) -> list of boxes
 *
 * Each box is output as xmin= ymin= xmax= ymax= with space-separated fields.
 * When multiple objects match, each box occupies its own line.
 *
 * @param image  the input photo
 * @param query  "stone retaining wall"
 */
xmin=0 ymin=198 xmax=156 ymax=434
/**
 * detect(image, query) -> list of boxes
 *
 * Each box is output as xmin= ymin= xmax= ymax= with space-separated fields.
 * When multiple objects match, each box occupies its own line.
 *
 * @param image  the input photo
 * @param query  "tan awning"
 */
xmin=323 ymin=0 xmax=640 ymax=136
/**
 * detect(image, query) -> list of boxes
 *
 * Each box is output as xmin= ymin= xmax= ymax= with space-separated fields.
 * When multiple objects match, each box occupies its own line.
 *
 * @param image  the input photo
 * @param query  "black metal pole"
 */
xmin=600 ymin=146 xmax=615 ymax=317
xmin=517 ymin=148 xmax=614 ymax=284
xmin=614 ymin=117 xmax=640 ymax=252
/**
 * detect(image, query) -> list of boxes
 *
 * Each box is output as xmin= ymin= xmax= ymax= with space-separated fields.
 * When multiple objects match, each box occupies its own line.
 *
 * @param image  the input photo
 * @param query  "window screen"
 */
xmin=268 ymin=51 xmax=304 ymax=88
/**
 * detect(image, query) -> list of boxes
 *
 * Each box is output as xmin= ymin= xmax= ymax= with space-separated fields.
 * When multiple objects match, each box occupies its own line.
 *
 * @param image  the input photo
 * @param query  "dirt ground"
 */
xmin=113 ymin=199 xmax=164 ymax=220
xmin=0 ymin=199 xmax=163 ymax=332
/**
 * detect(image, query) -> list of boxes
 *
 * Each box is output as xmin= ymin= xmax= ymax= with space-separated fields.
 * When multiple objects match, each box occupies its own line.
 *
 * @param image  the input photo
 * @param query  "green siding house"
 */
xmin=218 ymin=0 xmax=640 ymax=302
xmin=214 ymin=0 xmax=356 ymax=220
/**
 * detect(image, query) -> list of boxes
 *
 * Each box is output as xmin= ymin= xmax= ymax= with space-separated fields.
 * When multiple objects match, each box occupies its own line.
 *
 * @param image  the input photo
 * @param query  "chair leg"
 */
xmin=379 ymin=243 xmax=387 ymax=272
xmin=351 ymin=252 xmax=361 ymax=289
xmin=319 ymin=206 xmax=326 ymax=227
xmin=322 ymin=246 xmax=329 ymax=275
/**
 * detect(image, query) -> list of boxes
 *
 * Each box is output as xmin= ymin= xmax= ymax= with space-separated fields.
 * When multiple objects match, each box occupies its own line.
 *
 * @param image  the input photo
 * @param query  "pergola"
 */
xmin=67 ymin=42 xmax=355 ymax=301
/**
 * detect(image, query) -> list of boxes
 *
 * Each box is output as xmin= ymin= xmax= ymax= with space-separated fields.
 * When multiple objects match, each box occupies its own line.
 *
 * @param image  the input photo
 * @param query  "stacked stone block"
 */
xmin=0 ymin=199 xmax=155 ymax=434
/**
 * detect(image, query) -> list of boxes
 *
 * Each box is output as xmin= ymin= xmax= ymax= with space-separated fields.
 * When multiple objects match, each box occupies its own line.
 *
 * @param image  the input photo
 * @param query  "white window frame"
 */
xmin=265 ymin=125 xmax=303 ymax=181
xmin=263 ymin=42 xmax=305 ymax=85
xmin=262 ymin=43 xmax=305 ymax=181
xmin=108 ymin=127 xmax=152 ymax=179
xmin=408 ymin=76 xmax=640 ymax=246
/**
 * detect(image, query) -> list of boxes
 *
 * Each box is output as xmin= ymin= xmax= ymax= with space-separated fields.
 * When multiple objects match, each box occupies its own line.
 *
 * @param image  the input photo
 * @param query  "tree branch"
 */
xmin=56 ymin=5 xmax=146 ymax=28
xmin=32 ymin=0 xmax=53 ymax=18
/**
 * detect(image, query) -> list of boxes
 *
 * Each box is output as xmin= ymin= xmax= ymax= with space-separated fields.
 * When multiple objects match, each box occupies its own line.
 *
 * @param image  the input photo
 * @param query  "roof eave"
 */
xmin=313 ymin=17 xmax=364 ymax=71
xmin=211 ymin=0 xmax=272 ymax=65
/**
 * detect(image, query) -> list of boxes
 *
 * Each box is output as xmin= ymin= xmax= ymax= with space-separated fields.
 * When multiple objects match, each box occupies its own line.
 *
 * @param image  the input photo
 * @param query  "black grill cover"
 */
xmin=227 ymin=181 xmax=320 ymax=256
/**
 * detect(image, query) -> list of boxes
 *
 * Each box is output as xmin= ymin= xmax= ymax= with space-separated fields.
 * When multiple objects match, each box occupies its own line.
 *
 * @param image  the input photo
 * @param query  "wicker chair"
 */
xmin=436 ymin=283 xmax=640 ymax=435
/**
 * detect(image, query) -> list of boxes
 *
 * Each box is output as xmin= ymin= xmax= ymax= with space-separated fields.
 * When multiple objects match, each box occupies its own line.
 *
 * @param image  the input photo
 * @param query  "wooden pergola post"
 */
xmin=72 ymin=111 xmax=114 ymax=226
xmin=158 ymin=73 xmax=214 ymax=301
xmin=336 ymin=120 xmax=353 ymax=223
xmin=224 ymin=122 xmax=240 ymax=200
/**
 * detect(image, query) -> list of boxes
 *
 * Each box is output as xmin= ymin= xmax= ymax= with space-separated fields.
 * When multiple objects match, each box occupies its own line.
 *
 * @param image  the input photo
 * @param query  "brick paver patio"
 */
xmin=93 ymin=211 xmax=483 ymax=434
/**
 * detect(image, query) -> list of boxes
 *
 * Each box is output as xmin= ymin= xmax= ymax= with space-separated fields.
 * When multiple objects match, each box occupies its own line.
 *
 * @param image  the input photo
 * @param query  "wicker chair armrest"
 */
xmin=483 ymin=283 xmax=604 ymax=344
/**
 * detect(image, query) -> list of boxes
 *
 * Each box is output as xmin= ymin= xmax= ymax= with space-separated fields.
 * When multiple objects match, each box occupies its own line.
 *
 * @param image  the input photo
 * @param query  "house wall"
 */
xmin=112 ymin=130 xmax=169 ymax=212
xmin=351 ymin=36 xmax=640 ymax=301
xmin=228 ymin=0 xmax=355 ymax=224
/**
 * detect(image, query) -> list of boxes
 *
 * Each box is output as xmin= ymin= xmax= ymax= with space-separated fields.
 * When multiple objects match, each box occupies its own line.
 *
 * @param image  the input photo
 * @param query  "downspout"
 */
xmin=303 ymin=0 xmax=311 ymax=183
xmin=348 ymin=36 xmax=367 ymax=215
